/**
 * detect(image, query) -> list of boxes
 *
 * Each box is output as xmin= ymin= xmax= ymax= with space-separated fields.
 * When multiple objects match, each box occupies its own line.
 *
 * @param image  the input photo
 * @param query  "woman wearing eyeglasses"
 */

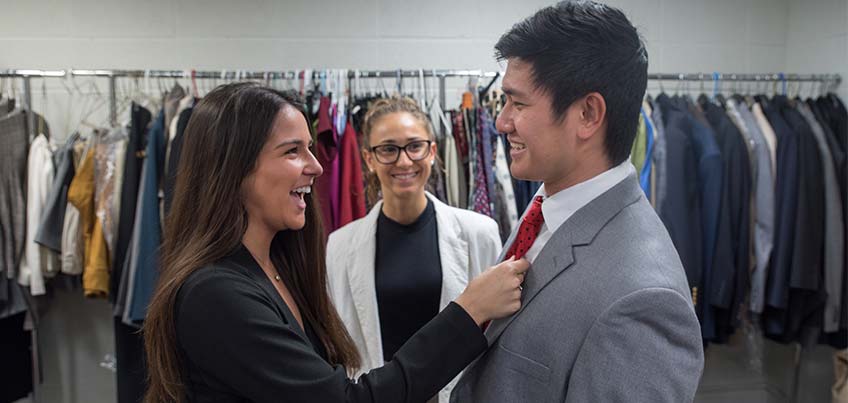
xmin=326 ymin=97 xmax=502 ymax=403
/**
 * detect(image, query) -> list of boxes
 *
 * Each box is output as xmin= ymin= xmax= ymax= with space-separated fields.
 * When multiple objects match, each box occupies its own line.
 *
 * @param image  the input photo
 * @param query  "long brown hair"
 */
xmin=360 ymin=96 xmax=440 ymax=206
xmin=143 ymin=82 xmax=360 ymax=403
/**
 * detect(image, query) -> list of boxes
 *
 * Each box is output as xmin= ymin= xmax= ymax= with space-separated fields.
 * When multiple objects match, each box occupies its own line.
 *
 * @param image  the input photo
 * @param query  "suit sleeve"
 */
xmin=564 ymin=288 xmax=704 ymax=403
xmin=177 ymin=270 xmax=487 ymax=403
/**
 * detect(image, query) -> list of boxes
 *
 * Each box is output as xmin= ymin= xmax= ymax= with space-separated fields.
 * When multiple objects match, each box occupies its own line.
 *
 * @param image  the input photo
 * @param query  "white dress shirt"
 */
xmin=523 ymin=161 xmax=635 ymax=264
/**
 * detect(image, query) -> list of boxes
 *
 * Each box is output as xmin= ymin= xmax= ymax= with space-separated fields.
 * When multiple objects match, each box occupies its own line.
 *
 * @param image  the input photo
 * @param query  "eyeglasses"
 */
xmin=369 ymin=140 xmax=433 ymax=164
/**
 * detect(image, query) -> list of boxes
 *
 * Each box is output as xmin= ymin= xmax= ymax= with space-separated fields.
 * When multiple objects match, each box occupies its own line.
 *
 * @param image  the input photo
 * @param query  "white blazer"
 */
xmin=326 ymin=192 xmax=501 ymax=403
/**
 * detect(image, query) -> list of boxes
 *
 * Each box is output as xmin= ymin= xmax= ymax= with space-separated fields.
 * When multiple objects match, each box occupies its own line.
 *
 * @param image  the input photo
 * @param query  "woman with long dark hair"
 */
xmin=143 ymin=82 xmax=528 ymax=403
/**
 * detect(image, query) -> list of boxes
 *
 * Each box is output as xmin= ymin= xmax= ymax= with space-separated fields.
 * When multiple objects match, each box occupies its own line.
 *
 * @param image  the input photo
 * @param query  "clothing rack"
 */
xmin=0 ymin=69 xmax=65 ymax=403
xmin=0 ymin=68 xmax=843 ymax=403
xmin=1 ymin=68 xmax=842 ymax=129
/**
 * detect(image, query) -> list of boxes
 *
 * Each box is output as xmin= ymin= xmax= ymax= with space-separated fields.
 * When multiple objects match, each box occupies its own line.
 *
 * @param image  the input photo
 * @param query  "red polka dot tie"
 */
xmin=481 ymin=196 xmax=544 ymax=332
xmin=504 ymin=196 xmax=545 ymax=260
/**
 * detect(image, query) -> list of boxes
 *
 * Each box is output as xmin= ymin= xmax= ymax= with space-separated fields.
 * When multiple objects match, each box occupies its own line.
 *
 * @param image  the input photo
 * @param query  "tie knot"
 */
xmin=524 ymin=196 xmax=545 ymax=226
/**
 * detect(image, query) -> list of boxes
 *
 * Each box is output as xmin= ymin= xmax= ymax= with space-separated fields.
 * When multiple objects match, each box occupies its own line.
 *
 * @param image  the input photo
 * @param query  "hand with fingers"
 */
xmin=454 ymin=256 xmax=530 ymax=327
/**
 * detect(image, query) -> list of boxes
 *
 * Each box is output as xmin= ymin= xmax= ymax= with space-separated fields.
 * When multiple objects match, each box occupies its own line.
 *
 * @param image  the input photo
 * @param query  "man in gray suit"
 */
xmin=451 ymin=2 xmax=704 ymax=402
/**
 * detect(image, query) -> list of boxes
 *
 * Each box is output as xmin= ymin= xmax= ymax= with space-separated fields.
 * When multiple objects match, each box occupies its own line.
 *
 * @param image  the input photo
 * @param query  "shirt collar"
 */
xmin=534 ymin=160 xmax=635 ymax=235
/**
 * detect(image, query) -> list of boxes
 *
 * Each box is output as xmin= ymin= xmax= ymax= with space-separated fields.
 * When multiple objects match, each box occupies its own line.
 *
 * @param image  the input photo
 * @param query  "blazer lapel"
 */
xmin=230 ymin=245 xmax=311 ymax=343
xmin=346 ymin=203 xmax=383 ymax=364
xmin=430 ymin=193 xmax=470 ymax=309
xmin=484 ymin=174 xmax=644 ymax=344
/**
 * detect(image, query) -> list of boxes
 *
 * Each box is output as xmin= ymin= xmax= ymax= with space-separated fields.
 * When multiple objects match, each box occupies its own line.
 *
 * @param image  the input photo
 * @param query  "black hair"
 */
xmin=495 ymin=0 xmax=648 ymax=166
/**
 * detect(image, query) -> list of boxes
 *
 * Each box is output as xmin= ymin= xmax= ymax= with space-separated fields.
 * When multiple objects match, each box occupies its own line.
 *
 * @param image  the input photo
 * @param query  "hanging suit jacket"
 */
xmin=111 ymin=103 xmax=151 ymax=301
xmin=797 ymin=102 xmax=845 ymax=334
xmin=684 ymin=97 xmax=731 ymax=343
xmin=451 ymin=174 xmax=703 ymax=403
xmin=654 ymin=94 xmax=703 ymax=299
xmin=781 ymin=97 xmax=827 ymax=344
xmin=764 ymin=96 xmax=827 ymax=344
xmin=808 ymin=98 xmax=848 ymax=348
xmin=730 ymin=100 xmax=775 ymax=315
xmin=762 ymin=97 xmax=801 ymax=338
xmin=701 ymin=99 xmax=752 ymax=342
xmin=816 ymin=95 xmax=848 ymax=337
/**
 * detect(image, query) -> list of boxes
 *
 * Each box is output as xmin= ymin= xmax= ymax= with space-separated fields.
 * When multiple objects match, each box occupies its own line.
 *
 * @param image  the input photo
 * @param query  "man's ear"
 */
xmin=576 ymin=92 xmax=606 ymax=141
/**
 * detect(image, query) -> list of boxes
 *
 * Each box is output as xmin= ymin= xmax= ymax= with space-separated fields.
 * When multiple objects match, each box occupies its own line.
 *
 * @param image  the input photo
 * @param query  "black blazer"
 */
xmin=655 ymin=94 xmax=704 ymax=299
xmin=763 ymin=96 xmax=828 ymax=344
xmin=700 ymin=99 xmax=752 ymax=343
xmin=175 ymin=245 xmax=486 ymax=403
xmin=761 ymin=96 xmax=799 ymax=339
xmin=780 ymin=98 xmax=827 ymax=344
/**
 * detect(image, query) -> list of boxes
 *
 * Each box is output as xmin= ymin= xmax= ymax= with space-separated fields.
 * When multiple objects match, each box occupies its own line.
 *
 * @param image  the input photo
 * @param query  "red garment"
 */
xmin=452 ymin=111 xmax=469 ymax=162
xmin=504 ymin=196 xmax=545 ymax=260
xmin=314 ymin=96 xmax=339 ymax=237
xmin=338 ymin=123 xmax=366 ymax=227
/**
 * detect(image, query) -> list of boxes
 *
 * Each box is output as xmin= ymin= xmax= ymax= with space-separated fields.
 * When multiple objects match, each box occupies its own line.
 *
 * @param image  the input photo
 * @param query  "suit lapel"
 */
xmin=347 ymin=203 xmax=383 ymax=363
xmin=483 ymin=232 xmax=576 ymax=344
xmin=484 ymin=174 xmax=644 ymax=344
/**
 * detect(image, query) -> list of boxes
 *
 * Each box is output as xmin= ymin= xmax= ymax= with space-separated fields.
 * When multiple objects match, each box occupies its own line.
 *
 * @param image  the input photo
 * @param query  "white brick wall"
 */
xmin=785 ymin=0 xmax=848 ymax=101
xmin=2 ymin=0 xmax=844 ymax=143
xmin=0 ymin=0 xmax=810 ymax=72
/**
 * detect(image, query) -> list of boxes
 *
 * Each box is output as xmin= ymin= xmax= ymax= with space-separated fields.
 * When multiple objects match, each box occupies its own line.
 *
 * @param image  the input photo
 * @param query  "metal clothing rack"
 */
xmin=2 ymin=68 xmax=842 ymax=129
xmin=0 ymin=68 xmax=842 ymax=403
xmin=0 ymin=68 xmax=68 ymax=403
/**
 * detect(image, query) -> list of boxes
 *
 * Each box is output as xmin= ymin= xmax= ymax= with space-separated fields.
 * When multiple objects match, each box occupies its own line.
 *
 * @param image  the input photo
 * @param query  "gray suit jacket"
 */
xmin=451 ymin=174 xmax=704 ymax=402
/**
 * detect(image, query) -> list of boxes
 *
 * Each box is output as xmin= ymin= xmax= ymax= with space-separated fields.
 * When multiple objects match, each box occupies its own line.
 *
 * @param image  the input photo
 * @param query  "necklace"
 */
xmin=245 ymin=246 xmax=282 ymax=282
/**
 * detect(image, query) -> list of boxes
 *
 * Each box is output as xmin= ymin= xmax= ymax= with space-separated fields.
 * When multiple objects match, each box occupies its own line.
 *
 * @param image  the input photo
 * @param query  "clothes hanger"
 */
xmin=478 ymin=72 xmax=501 ymax=107
xmin=111 ymin=76 xmax=130 ymax=126
xmin=190 ymin=69 xmax=199 ymax=98
xmin=429 ymin=69 xmax=440 ymax=110
xmin=37 ymin=77 xmax=49 ymax=140
xmin=58 ymin=74 xmax=77 ymax=135
xmin=711 ymin=73 xmax=727 ymax=107
xmin=219 ymin=69 xmax=227 ymax=89
xmin=10 ymin=75 xmax=18 ymax=103
xmin=674 ymin=74 xmax=683 ymax=97
xmin=353 ymin=69 xmax=361 ymax=102
xmin=75 ymin=77 xmax=108 ymax=131
xmin=395 ymin=69 xmax=402 ymax=96
xmin=788 ymin=79 xmax=799 ymax=99
xmin=828 ymin=77 xmax=839 ymax=96
xmin=336 ymin=69 xmax=349 ymax=135
xmin=376 ymin=72 xmax=389 ymax=98
xmin=418 ymin=69 xmax=427 ymax=110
